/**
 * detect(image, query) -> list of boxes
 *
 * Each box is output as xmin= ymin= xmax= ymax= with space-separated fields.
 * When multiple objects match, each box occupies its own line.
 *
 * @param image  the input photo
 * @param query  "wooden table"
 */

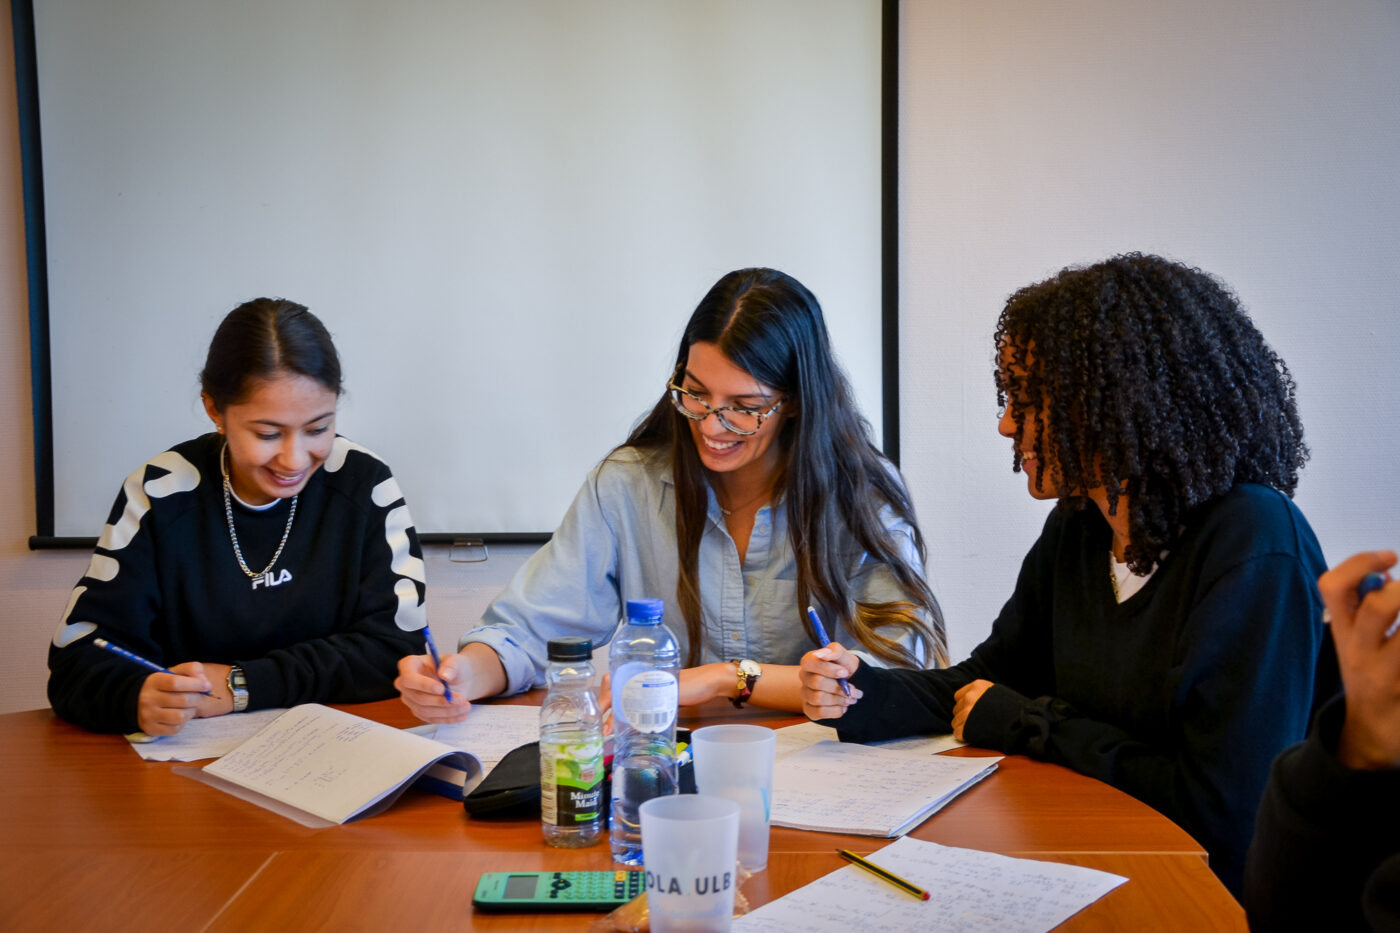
xmin=0 ymin=696 xmax=1245 ymax=931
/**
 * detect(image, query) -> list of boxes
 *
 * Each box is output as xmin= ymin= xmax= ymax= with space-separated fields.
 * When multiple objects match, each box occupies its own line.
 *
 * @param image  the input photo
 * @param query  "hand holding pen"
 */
xmin=95 ymin=637 xmax=220 ymax=737
xmin=798 ymin=607 xmax=863 ymax=722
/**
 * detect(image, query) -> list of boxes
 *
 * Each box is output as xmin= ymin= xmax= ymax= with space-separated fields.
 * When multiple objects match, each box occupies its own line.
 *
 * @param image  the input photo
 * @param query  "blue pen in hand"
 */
xmin=807 ymin=605 xmax=851 ymax=697
xmin=1358 ymin=573 xmax=1400 ymax=638
xmin=421 ymin=624 xmax=455 ymax=703
xmin=93 ymin=638 xmax=213 ymax=695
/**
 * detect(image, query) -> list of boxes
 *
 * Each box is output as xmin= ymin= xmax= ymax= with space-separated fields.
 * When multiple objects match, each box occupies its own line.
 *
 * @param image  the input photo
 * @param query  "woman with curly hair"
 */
xmin=799 ymin=253 xmax=1337 ymax=896
xmin=399 ymin=267 xmax=945 ymax=718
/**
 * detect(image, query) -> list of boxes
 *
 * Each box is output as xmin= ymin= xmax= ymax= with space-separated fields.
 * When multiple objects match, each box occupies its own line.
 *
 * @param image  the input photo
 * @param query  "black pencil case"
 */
xmin=462 ymin=730 xmax=695 ymax=820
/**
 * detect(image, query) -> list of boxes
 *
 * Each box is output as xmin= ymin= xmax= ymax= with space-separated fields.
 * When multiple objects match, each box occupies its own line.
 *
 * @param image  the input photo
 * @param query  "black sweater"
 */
xmin=47 ymin=433 xmax=428 ymax=733
xmin=1245 ymin=696 xmax=1400 ymax=931
xmin=824 ymin=484 xmax=1336 ymax=897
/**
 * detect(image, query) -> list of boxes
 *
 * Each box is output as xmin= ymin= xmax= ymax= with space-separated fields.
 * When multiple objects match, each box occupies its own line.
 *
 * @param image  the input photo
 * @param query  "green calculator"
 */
xmin=472 ymin=870 xmax=644 ymax=912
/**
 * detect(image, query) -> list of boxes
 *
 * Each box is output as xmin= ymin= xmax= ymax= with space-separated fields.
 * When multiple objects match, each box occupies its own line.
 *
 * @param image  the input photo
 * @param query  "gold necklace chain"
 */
xmin=718 ymin=486 xmax=771 ymax=517
xmin=221 ymin=441 xmax=298 ymax=582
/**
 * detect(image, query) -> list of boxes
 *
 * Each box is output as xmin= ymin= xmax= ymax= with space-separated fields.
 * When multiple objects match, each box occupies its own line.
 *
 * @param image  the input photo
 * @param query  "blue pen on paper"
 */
xmin=93 ymin=638 xmax=212 ymax=695
xmin=807 ymin=605 xmax=851 ymax=697
xmin=421 ymin=624 xmax=455 ymax=703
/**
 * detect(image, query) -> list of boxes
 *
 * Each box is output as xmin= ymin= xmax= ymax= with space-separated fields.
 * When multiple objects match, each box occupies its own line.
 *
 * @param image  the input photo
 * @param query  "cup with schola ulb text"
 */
xmin=639 ymin=794 xmax=740 ymax=932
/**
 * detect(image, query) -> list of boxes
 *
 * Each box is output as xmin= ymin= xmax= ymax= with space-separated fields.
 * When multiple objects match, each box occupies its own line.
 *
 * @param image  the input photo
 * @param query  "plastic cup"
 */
xmin=691 ymin=724 xmax=777 ymax=871
xmin=639 ymin=794 xmax=740 ymax=933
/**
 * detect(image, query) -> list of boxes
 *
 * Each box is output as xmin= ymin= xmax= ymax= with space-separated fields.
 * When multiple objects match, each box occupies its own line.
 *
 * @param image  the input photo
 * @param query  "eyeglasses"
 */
xmin=667 ymin=381 xmax=785 ymax=436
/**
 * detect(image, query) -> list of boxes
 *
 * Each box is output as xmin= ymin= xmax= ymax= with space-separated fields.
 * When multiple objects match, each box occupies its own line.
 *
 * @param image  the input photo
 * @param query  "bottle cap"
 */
xmin=625 ymin=598 xmax=665 ymax=623
xmin=547 ymin=636 xmax=593 ymax=661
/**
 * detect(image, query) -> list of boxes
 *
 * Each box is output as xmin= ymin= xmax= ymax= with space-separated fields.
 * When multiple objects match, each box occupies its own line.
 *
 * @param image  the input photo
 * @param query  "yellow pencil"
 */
xmin=836 ymin=849 xmax=930 ymax=901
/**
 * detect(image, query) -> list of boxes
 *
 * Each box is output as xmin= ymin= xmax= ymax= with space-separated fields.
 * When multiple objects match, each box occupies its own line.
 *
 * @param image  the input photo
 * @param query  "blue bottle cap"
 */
xmin=625 ymin=598 xmax=665 ymax=623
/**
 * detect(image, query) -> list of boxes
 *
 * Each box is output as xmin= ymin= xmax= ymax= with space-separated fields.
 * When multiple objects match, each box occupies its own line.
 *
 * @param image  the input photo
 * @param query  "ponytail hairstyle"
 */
xmin=622 ymin=268 xmax=947 ymax=668
xmin=200 ymin=298 xmax=341 ymax=410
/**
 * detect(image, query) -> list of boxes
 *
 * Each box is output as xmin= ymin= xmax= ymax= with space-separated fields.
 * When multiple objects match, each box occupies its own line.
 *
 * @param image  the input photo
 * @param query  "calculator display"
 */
xmin=503 ymin=875 xmax=540 ymax=899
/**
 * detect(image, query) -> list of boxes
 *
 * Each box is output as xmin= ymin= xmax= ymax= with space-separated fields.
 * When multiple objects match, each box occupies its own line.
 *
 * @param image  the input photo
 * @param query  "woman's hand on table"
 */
xmin=951 ymin=679 xmax=994 ymax=742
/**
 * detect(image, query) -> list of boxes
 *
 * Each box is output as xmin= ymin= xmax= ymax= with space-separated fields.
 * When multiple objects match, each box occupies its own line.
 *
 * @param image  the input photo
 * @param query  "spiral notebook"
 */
xmin=770 ymin=740 xmax=1000 ymax=837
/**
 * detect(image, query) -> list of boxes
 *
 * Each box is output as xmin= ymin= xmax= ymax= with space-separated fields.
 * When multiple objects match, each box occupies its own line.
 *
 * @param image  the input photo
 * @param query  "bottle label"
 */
xmin=618 ymin=669 xmax=678 ymax=733
xmin=541 ymin=737 xmax=604 ymax=827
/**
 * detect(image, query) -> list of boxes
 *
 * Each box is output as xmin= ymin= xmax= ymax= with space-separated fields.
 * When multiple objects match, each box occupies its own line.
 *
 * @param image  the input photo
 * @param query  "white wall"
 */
xmin=900 ymin=0 xmax=1400 ymax=660
xmin=6 ymin=0 xmax=1399 ymax=713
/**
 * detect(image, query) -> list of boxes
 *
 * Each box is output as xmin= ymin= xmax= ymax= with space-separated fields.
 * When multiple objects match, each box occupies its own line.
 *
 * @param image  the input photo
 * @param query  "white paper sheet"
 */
xmin=771 ymin=741 xmax=1000 ymax=836
xmin=429 ymin=704 xmax=541 ymax=772
xmin=125 ymin=708 xmax=289 ymax=761
xmin=773 ymin=721 xmax=964 ymax=761
xmin=733 ymin=837 xmax=1127 ymax=933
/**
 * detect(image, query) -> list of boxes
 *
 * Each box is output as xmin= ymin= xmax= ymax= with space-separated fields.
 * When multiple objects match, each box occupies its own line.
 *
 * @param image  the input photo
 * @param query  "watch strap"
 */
xmin=729 ymin=659 xmax=760 ymax=709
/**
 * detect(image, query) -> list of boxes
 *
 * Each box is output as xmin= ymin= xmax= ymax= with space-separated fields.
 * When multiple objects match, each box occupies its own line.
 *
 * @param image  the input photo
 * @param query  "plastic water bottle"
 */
xmin=608 ymin=597 xmax=680 ymax=865
xmin=540 ymin=636 xmax=605 ymax=848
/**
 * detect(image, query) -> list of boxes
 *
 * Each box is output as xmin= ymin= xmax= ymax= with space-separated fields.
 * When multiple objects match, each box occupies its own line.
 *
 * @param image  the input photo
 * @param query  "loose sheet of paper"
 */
xmin=429 ymin=704 xmax=541 ymax=772
xmin=125 ymin=708 xmax=289 ymax=761
xmin=771 ymin=740 xmax=999 ymax=836
xmin=733 ymin=836 xmax=1127 ymax=933
xmin=773 ymin=721 xmax=963 ymax=761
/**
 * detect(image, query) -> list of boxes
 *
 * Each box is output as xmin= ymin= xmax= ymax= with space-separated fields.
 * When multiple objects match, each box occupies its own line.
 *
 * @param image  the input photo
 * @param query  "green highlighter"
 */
xmin=472 ymin=870 xmax=644 ymax=913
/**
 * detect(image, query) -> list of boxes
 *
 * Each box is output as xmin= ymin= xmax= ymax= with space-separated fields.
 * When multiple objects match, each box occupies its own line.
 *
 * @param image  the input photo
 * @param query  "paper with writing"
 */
xmin=733 ymin=836 xmax=1127 ymax=933
xmin=200 ymin=704 xmax=479 ymax=824
xmin=125 ymin=707 xmax=288 ymax=761
xmin=430 ymin=704 xmax=542 ymax=772
xmin=771 ymin=740 xmax=1000 ymax=836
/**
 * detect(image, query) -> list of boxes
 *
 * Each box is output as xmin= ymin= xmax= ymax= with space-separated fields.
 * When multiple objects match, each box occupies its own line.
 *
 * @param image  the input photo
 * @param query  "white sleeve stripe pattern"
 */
xmin=53 ymin=586 xmax=96 ymax=646
xmin=96 ymin=451 xmax=200 ymax=553
xmin=372 ymin=477 xmax=403 ymax=508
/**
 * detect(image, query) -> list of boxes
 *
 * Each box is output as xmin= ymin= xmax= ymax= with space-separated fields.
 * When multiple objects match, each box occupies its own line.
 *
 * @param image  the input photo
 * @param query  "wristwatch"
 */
xmin=227 ymin=665 xmax=249 ymax=713
xmin=730 ymin=659 xmax=762 ymax=708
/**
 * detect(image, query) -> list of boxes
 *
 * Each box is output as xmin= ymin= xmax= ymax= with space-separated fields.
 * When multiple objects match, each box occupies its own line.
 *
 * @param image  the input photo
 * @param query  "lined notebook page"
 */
xmin=770 ymin=741 xmax=1000 ymax=836
xmin=734 ymin=836 xmax=1127 ymax=933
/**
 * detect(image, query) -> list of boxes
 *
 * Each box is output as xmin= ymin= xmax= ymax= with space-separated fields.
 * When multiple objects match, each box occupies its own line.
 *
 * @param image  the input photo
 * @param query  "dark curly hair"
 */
xmin=994 ymin=253 xmax=1308 ymax=574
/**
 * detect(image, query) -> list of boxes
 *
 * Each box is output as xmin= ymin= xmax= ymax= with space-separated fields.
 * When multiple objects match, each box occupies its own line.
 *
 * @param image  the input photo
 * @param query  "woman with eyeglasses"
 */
xmin=396 ymin=267 xmax=946 ymax=720
xmin=46 ymin=298 xmax=429 ymax=736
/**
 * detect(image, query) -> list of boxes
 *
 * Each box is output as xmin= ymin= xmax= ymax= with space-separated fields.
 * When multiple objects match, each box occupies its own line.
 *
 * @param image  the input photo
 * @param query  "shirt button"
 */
xmin=730 ymin=632 xmax=739 ymax=640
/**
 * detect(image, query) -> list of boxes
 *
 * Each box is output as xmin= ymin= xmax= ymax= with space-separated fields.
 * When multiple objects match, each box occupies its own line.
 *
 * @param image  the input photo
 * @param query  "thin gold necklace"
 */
xmin=222 ymin=441 xmax=298 ymax=586
xmin=718 ymin=486 xmax=772 ymax=517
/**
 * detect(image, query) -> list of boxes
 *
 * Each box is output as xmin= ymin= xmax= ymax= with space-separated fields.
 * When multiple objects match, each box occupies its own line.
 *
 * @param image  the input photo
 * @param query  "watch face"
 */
xmin=737 ymin=659 xmax=762 ymax=677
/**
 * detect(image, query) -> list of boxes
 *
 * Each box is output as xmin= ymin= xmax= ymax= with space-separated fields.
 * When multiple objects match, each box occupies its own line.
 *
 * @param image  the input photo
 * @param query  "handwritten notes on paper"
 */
xmin=430 ymin=704 xmax=541 ymax=772
xmin=200 ymin=704 xmax=479 ymax=824
xmin=733 ymin=837 xmax=1127 ymax=933
xmin=125 ymin=707 xmax=288 ymax=761
xmin=771 ymin=740 xmax=1000 ymax=837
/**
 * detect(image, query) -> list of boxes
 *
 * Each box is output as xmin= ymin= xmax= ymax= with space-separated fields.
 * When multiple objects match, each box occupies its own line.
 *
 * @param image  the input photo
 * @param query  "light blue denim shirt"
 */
xmin=460 ymin=447 xmax=930 ymax=694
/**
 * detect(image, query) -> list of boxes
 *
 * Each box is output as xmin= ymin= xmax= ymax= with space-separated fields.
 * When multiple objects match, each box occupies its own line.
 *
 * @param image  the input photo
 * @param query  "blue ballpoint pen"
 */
xmin=93 ymin=638 xmax=213 ymax=695
xmin=806 ymin=605 xmax=851 ymax=697
xmin=421 ymin=624 xmax=455 ymax=703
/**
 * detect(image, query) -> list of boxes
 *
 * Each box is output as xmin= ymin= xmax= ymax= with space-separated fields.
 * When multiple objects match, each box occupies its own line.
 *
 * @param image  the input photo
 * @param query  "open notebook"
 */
xmin=771 ymin=738 xmax=1001 ymax=837
xmin=192 ymin=703 xmax=484 ymax=826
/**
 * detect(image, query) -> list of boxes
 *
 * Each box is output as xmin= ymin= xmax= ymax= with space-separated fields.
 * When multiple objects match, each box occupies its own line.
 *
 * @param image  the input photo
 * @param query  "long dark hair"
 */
xmin=621 ymin=268 xmax=947 ymax=667
xmin=200 ymin=298 xmax=342 ymax=409
xmin=995 ymin=253 xmax=1308 ymax=574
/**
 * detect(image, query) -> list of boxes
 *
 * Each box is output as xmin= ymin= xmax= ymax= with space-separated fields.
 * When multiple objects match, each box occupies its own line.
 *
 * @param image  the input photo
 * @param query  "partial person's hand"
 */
xmin=395 ymin=652 xmax=471 ymax=724
xmin=951 ymin=679 xmax=994 ymax=742
xmin=677 ymin=663 xmax=738 ymax=707
xmin=797 ymin=642 xmax=862 ymax=721
xmin=1319 ymin=550 xmax=1400 ymax=770
xmin=135 ymin=661 xmax=215 ymax=736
